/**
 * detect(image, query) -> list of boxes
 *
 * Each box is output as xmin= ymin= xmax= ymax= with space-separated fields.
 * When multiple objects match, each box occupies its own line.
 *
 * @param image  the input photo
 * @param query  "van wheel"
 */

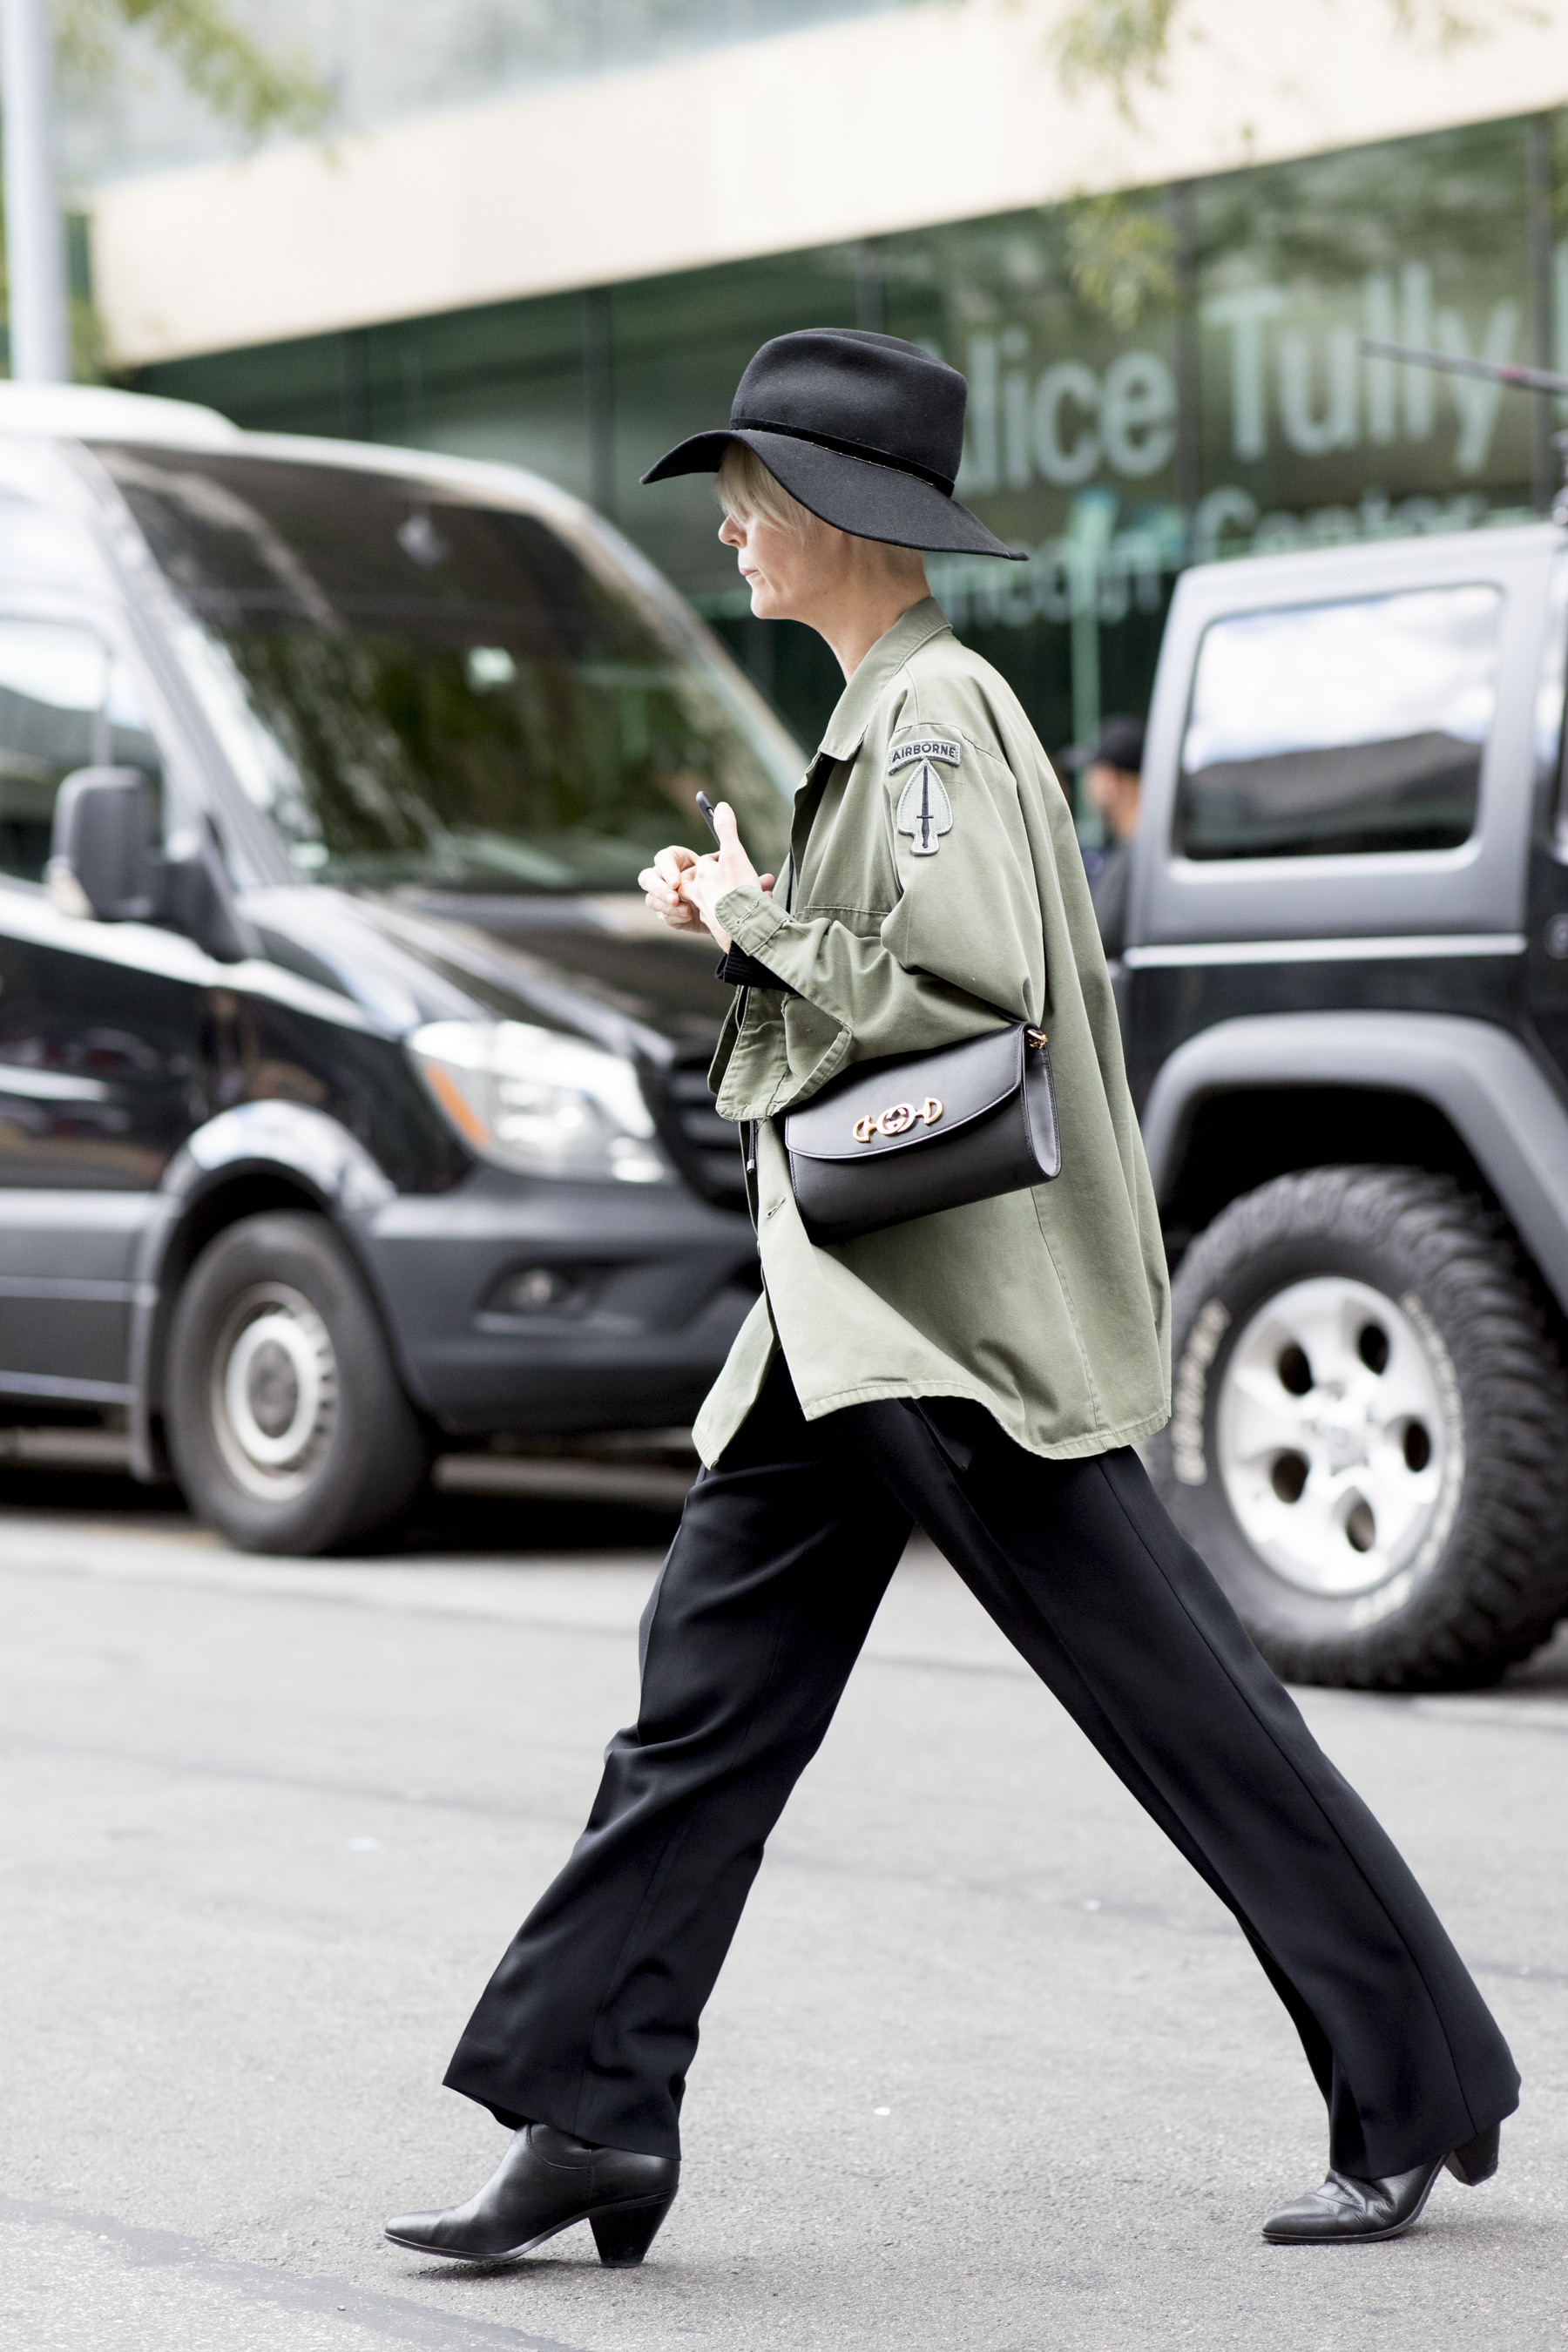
xmin=1148 ymin=1166 xmax=1568 ymax=1688
xmin=165 ymin=1211 xmax=429 ymax=1555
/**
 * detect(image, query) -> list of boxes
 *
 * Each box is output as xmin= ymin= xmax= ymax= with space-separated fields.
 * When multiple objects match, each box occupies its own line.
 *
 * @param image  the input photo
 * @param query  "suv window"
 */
xmin=1176 ymin=585 xmax=1503 ymax=862
xmin=0 ymin=617 xmax=163 ymax=884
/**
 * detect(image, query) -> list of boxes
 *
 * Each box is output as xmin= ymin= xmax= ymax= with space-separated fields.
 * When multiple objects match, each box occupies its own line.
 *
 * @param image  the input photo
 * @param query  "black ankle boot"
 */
xmin=386 ymin=2122 xmax=679 ymax=2267
xmin=1261 ymin=2121 xmax=1500 ymax=2245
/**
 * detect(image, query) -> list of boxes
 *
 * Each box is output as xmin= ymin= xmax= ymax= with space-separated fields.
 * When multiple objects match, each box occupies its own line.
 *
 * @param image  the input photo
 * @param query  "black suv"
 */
xmin=1121 ymin=516 xmax=1568 ymax=1687
xmin=0 ymin=384 xmax=795 ymax=1552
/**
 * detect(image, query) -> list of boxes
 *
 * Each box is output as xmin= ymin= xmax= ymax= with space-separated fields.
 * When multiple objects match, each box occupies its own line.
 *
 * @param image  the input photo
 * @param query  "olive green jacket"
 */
xmin=693 ymin=597 xmax=1170 ymax=1467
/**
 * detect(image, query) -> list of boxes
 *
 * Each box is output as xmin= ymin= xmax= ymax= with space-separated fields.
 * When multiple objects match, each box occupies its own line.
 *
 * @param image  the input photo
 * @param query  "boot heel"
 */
xmin=590 ymin=2196 xmax=674 ymax=2268
xmin=1444 ymin=2123 xmax=1500 ymax=2186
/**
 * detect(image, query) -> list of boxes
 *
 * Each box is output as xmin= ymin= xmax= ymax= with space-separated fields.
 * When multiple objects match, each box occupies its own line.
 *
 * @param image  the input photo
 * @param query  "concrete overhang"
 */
xmin=88 ymin=0 xmax=1568 ymax=368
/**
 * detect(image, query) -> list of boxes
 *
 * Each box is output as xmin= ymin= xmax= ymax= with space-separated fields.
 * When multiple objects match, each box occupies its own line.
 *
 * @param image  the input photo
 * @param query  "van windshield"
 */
xmin=91 ymin=444 xmax=795 ymax=892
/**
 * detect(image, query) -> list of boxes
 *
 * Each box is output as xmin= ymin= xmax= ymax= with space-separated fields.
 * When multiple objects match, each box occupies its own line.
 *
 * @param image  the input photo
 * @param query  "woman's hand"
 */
xmin=639 ymin=841 xmax=704 ymax=931
xmin=639 ymin=804 xmax=774 ymax=950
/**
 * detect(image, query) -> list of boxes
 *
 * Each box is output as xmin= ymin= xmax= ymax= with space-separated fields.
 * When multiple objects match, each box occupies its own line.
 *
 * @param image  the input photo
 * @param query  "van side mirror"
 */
xmin=48 ymin=767 xmax=250 ymax=963
xmin=159 ymin=821 xmax=251 ymax=963
xmin=48 ymin=766 xmax=157 ymax=922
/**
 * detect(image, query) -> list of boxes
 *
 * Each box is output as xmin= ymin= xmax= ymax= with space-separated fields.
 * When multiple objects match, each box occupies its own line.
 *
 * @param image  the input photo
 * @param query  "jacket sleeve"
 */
xmin=715 ymin=732 xmax=1048 ymax=1105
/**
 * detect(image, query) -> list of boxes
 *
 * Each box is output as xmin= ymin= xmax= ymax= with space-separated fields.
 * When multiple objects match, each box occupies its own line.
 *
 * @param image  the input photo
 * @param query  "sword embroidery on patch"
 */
xmin=895 ymin=760 xmax=953 ymax=856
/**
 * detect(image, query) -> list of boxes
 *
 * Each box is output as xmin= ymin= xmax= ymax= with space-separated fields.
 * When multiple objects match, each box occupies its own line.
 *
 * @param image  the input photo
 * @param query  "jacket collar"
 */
xmin=814 ymin=596 xmax=953 ymax=766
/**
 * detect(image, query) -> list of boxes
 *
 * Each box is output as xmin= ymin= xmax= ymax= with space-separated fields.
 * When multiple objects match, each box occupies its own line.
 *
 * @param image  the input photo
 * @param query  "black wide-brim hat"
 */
xmin=641 ymin=328 xmax=1024 ymax=560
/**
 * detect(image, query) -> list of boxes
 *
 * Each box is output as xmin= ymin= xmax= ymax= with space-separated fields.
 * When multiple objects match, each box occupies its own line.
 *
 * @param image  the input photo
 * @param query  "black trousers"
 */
xmin=446 ymin=1365 xmax=1518 ymax=2177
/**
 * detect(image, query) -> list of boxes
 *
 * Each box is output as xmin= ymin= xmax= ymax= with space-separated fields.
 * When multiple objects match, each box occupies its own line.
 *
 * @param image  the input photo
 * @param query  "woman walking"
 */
xmin=387 ymin=330 xmax=1517 ymax=2269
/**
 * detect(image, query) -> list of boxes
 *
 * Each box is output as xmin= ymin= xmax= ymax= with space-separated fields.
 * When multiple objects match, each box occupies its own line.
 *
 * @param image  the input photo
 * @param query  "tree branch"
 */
xmin=55 ymin=0 xmax=330 ymax=143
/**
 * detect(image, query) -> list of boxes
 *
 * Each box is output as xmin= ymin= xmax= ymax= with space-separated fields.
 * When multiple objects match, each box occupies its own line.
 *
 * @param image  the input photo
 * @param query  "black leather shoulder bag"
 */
xmin=781 ymin=1023 xmax=1060 ymax=1245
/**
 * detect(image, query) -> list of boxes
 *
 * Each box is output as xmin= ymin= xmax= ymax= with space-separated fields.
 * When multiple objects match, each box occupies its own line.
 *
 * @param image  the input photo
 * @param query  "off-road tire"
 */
xmin=165 ymin=1211 xmax=429 ymax=1555
xmin=1147 ymin=1165 xmax=1568 ymax=1688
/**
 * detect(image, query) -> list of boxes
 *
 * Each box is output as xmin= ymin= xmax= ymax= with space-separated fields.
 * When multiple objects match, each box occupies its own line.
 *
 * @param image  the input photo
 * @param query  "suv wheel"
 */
xmin=166 ymin=1211 xmax=429 ymax=1555
xmin=1148 ymin=1166 xmax=1568 ymax=1688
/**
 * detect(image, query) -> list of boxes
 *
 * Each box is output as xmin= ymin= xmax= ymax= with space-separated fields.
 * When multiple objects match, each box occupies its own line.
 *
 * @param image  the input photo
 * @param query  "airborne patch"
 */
xmin=895 ymin=760 xmax=954 ymax=856
xmin=888 ymin=734 xmax=962 ymax=774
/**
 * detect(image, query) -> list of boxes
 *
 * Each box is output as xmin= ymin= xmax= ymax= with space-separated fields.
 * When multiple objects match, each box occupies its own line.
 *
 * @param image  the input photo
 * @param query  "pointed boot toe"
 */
xmin=383 ymin=2207 xmax=464 ymax=2259
xmin=1263 ymin=2160 xmax=1442 ymax=2246
xmin=386 ymin=2122 xmax=678 ymax=2267
xmin=1263 ymin=2119 xmax=1503 ymax=2246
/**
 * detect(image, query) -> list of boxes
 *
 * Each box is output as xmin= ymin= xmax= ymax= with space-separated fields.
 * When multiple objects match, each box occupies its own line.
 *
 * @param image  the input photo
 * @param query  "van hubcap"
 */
xmin=211 ymin=1283 xmax=338 ymax=1500
xmin=1214 ymin=1276 xmax=1457 ymax=1598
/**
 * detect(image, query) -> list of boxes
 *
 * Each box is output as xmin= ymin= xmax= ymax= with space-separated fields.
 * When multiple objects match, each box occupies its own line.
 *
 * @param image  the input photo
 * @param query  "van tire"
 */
xmin=1147 ymin=1165 xmax=1568 ymax=1688
xmin=165 ymin=1210 xmax=429 ymax=1555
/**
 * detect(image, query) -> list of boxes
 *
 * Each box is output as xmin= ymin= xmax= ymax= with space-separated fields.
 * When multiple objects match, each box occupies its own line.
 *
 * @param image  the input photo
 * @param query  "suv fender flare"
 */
xmin=1140 ymin=1010 xmax=1568 ymax=1313
xmin=126 ymin=1102 xmax=396 ymax=1478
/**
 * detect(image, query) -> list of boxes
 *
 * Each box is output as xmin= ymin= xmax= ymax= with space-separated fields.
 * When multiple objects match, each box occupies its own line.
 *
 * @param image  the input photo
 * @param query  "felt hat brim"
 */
xmin=641 ymin=427 xmax=1024 ymax=560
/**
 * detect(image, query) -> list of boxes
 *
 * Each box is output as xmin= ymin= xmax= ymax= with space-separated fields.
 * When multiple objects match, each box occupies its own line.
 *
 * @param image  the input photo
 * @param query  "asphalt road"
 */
xmin=3 ymin=1457 xmax=1567 ymax=2352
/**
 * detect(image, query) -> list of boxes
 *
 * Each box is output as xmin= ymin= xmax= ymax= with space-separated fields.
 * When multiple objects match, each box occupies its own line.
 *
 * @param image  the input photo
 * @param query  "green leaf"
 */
xmin=54 ymin=0 xmax=331 ymax=142
xmin=1031 ymin=0 xmax=1531 ymax=119
xmin=1051 ymin=0 xmax=1182 ymax=117
xmin=1066 ymin=191 xmax=1177 ymax=328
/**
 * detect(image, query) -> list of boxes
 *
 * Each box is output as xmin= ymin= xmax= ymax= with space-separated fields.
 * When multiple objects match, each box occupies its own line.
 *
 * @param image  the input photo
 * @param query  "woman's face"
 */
xmin=718 ymin=503 xmax=834 ymax=622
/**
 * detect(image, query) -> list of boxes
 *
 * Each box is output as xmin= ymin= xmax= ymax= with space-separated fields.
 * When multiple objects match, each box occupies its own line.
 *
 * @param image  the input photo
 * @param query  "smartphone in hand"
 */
xmin=695 ymin=791 xmax=720 ymax=846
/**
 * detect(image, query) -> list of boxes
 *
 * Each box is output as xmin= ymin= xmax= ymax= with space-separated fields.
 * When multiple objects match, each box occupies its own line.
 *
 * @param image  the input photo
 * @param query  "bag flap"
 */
xmin=783 ymin=1025 xmax=1026 ymax=1164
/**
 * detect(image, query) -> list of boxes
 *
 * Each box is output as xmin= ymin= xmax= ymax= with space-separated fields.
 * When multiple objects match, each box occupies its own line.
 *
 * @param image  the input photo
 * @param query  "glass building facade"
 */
xmin=134 ymin=112 xmax=1568 ymax=779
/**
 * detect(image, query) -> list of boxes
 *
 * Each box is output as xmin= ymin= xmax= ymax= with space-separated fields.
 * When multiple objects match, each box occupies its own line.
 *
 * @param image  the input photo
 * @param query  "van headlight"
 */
xmin=408 ymin=1020 xmax=672 ymax=1185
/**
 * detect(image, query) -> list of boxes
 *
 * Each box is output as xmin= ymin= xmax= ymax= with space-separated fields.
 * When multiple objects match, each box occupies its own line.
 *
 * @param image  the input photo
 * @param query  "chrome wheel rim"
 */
xmin=1214 ymin=1276 xmax=1463 ymax=1600
xmin=210 ymin=1281 xmax=337 ymax=1501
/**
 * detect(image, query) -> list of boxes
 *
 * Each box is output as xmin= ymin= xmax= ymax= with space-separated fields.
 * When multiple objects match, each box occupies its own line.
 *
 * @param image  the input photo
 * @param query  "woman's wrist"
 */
xmin=714 ymin=880 xmax=775 ymax=941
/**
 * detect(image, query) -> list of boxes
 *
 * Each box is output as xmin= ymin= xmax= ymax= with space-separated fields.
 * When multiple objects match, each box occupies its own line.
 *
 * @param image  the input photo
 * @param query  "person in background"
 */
xmin=1076 ymin=713 xmax=1144 ymax=960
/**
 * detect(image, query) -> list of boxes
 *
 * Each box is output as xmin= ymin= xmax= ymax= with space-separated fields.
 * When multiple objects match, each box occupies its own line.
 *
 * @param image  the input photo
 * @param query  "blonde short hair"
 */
xmin=715 ymin=442 xmax=820 ymax=536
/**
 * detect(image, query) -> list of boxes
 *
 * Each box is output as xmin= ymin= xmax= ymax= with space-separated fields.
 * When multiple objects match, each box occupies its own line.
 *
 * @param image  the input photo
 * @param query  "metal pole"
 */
xmin=1528 ymin=114 xmax=1555 ymax=514
xmin=1167 ymin=177 xmax=1200 ymax=536
xmin=1359 ymin=334 xmax=1568 ymax=513
xmin=1360 ymin=336 xmax=1568 ymax=400
xmin=1 ymin=0 xmax=71 ymax=382
xmin=582 ymin=285 xmax=614 ymax=519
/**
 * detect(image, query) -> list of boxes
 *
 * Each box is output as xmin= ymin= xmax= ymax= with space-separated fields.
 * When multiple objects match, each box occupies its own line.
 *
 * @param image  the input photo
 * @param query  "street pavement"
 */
xmin=3 ymin=1456 xmax=1567 ymax=2352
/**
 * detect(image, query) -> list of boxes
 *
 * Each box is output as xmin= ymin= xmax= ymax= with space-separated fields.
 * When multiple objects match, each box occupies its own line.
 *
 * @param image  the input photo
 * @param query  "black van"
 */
xmin=0 ymin=385 xmax=794 ymax=1552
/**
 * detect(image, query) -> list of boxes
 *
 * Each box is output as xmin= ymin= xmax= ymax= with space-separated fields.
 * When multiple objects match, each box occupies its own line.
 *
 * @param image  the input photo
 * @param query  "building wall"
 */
xmin=137 ymin=113 xmax=1568 ymax=768
xmin=91 ymin=0 xmax=1568 ymax=369
xmin=62 ymin=1 xmax=890 ymax=190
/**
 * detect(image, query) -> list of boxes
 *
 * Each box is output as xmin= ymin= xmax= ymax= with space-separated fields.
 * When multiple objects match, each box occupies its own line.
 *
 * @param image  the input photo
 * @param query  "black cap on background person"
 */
xmin=1071 ymin=713 xmax=1145 ymax=784
xmin=1064 ymin=714 xmax=1146 ymax=959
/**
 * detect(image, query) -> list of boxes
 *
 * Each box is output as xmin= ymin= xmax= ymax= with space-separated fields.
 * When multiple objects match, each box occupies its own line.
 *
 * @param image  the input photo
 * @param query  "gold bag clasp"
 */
xmin=854 ymin=1097 xmax=944 ymax=1144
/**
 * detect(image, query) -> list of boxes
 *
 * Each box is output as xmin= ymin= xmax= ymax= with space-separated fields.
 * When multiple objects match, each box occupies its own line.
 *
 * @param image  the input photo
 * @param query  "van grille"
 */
xmin=648 ymin=1053 xmax=747 ymax=1206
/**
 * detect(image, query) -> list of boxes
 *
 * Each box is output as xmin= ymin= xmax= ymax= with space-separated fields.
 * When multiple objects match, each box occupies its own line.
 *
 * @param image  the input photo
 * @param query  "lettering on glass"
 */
xmin=954 ymin=249 xmax=1557 ymax=521
xmin=1200 ymin=265 xmax=1524 ymax=476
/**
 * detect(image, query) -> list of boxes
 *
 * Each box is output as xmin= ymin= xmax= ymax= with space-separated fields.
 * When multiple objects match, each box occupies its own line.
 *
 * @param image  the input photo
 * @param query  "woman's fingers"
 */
xmin=652 ymin=850 xmax=698 ymax=923
xmin=638 ymin=834 xmax=766 ymax=935
xmin=639 ymin=861 xmax=700 ymax=928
